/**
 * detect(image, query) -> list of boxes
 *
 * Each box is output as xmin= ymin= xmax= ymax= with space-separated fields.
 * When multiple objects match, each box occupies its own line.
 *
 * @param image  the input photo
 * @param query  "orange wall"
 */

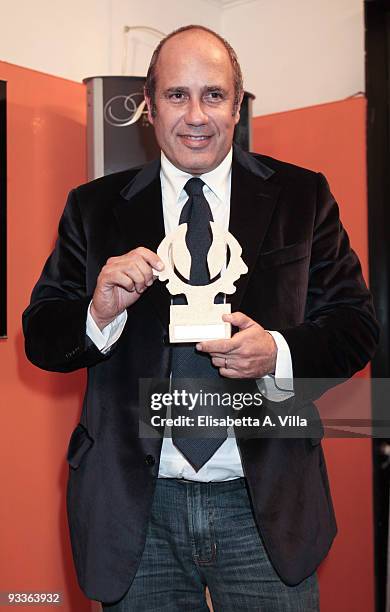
xmin=253 ymin=97 xmax=374 ymax=612
xmin=0 ymin=62 xmax=90 ymax=611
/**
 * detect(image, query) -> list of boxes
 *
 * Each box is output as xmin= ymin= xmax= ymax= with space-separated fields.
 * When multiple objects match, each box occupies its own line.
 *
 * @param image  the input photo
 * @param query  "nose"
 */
xmin=184 ymin=98 xmax=208 ymax=126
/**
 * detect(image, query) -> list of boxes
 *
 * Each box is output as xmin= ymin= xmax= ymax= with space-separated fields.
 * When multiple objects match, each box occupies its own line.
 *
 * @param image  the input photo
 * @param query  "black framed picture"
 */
xmin=0 ymin=80 xmax=6 ymax=338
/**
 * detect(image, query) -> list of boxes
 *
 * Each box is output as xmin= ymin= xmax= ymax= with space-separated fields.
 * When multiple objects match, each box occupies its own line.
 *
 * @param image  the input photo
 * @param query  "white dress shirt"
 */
xmin=86 ymin=148 xmax=294 ymax=481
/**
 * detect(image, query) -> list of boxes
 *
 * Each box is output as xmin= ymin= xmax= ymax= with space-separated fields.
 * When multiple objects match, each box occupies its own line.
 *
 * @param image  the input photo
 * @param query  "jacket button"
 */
xmin=145 ymin=455 xmax=155 ymax=466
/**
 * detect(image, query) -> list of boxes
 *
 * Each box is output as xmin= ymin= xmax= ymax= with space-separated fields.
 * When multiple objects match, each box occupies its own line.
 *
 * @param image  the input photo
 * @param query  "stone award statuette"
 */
xmin=155 ymin=222 xmax=248 ymax=342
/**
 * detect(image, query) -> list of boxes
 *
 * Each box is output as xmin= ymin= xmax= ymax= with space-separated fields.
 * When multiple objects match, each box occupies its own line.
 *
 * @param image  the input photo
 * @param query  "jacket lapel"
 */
xmin=229 ymin=146 xmax=281 ymax=311
xmin=113 ymin=159 xmax=170 ymax=329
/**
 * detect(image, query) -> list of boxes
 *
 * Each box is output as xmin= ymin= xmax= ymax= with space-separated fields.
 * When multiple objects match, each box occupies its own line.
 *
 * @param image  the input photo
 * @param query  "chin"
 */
xmin=177 ymin=155 xmax=218 ymax=175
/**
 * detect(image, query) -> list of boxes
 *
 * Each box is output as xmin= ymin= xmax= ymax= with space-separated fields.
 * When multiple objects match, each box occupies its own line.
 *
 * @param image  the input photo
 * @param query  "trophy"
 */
xmin=156 ymin=222 xmax=248 ymax=342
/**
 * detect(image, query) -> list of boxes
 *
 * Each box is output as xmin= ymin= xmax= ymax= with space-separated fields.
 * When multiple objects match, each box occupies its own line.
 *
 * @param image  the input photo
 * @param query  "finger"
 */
xmin=131 ymin=257 xmax=157 ymax=287
xmin=223 ymin=311 xmax=256 ymax=330
xmin=210 ymin=351 xmax=239 ymax=360
xmin=133 ymin=247 xmax=164 ymax=272
xmin=129 ymin=262 xmax=151 ymax=293
xmin=109 ymin=256 xmax=157 ymax=289
xmin=119 ymin=262 xmax=147 ymax=293
xmin=218 ymin=367 xmax=242 ymax=379
xmin=196 ymin=337 xmax=239 ymax=354
xmin=112 ymin=262 xmax=148 ymax=293
xmin=211 ymin=356 xmax=236 ymax=369
xmin=106 ymin=270 xmax=138 ymax=294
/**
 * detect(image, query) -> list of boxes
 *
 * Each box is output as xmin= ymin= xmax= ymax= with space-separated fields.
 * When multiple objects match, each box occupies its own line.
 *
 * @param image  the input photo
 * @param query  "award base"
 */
xmin=169 ymin=303 xmax=231 ymax=343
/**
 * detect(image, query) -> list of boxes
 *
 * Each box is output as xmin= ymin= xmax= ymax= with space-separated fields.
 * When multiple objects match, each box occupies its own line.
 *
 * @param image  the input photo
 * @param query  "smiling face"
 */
xmin=145 ymin=29 xmax=243 ymax=175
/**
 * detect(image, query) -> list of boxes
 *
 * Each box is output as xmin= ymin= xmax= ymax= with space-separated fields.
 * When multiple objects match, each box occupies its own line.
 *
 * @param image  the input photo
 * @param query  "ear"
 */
xmin=234 ymin=90 xmax=244 ymax=125
xmin=144 ymin=89 xmax=155 ymax=125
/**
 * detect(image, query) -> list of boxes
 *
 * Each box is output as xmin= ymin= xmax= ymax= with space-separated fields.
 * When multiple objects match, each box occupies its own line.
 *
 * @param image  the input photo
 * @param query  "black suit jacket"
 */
xmin=23 ymin=146 xmax=379 ymax=603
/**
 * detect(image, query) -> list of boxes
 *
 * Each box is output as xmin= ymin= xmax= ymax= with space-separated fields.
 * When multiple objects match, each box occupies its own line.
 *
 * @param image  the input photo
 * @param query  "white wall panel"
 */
xmin=0 ymin=0 xmax=110 ymax=82
xmin=109 ymin=0 xmax=221 ymax=77
xmin=0 ymin=0 xmax=221 ymax=83
xmin=222 ymin=0 xmax=365 ymax=115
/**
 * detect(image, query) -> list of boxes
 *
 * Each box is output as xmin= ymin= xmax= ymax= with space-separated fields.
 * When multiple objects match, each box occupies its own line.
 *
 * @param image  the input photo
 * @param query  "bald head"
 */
xmin=143 ymin=25 xmax=244 ymax=175
xmin=145 ymin=25 xmax=243 ymax=116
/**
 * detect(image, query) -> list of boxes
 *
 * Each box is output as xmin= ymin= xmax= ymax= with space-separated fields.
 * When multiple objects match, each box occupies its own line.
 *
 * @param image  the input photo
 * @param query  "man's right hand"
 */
xmin=90 ymin=247 xmax=164 ymax=331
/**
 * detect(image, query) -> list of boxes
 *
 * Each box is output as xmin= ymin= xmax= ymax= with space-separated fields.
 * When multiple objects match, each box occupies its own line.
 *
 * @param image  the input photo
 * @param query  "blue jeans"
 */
xmin=101 ymin=478 xmax=319 ymax=611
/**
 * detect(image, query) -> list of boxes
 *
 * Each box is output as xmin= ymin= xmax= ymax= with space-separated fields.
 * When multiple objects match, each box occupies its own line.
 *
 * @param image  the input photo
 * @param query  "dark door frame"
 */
xmin=365 ymin=2 xmax=390 ymax=611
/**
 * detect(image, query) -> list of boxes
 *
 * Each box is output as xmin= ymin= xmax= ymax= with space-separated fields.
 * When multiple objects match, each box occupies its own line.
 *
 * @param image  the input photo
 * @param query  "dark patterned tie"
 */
xmin=171 ymin=177 xmax=227 ymax=471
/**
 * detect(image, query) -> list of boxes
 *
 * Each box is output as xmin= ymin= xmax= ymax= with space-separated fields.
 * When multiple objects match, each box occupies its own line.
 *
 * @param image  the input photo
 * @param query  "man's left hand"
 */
xmin=196 ymin=312 xmax=277 ymax=378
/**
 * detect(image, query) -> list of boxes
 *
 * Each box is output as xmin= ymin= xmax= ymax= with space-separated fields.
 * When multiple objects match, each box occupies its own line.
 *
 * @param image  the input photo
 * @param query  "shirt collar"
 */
xmin=160 ymin=148 xmax=232 ymax=203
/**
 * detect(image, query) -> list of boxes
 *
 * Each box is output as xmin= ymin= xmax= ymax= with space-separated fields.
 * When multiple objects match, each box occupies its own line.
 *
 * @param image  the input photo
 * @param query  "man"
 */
xmin=23 ymin=25 xmax=378 ymax=611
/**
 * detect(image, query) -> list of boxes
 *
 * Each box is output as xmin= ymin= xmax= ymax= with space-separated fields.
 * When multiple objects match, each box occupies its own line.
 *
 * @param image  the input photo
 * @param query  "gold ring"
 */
xmin=225 ymin=357 xmax=228 ymax=369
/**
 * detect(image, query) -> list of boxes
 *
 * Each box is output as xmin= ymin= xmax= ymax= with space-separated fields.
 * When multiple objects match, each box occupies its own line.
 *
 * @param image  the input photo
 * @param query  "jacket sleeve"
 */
xmin=279 ymin=173 xmax=380 ymax=400
xmin=22 ymin=188 xmax=113 ymax=372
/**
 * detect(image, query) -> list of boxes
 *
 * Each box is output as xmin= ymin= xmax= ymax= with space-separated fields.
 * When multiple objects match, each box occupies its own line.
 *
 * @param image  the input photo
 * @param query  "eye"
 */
xmin=168 ymin=92 xmax=188 ymax=102
xmin=204 ymin=91 xmax=225 ymax=103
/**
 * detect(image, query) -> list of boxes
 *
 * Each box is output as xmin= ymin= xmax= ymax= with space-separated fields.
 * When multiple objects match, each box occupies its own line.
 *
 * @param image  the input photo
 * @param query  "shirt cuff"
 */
xmin=256 ymin=330 xmax=294 ymax=402
xmin=86 ymin=301 xmax=127 ymax=354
